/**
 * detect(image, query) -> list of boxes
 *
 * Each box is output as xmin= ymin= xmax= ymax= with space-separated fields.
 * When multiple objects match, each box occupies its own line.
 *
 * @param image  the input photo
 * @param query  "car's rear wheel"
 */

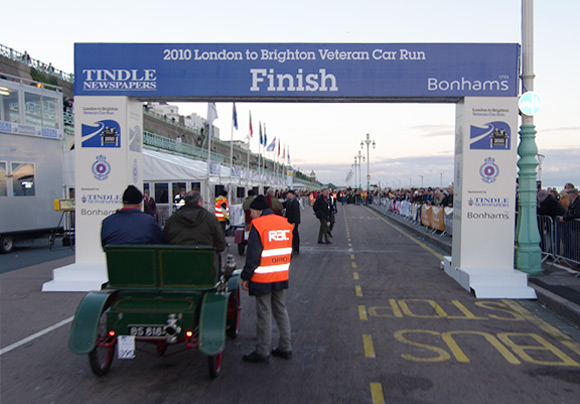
xmin=88 ymin=308 xmax=115 ymax=376
xmin=207 ymin=352 xmax=223 ymax=378
xmin=226 ymin=284 xmax=241 ymax=339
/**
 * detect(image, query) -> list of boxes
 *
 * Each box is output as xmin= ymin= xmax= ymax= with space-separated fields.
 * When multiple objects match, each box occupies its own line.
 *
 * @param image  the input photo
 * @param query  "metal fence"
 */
xmin=0 ymin=43 xmax=74 ymax=82
xmin=372 ymin=197 xmax=579 ymax=273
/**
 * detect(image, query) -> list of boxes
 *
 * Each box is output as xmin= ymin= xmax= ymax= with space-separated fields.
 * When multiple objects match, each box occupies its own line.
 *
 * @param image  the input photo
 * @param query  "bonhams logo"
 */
xmin=82 ymin=69 xmax=157 ymax=91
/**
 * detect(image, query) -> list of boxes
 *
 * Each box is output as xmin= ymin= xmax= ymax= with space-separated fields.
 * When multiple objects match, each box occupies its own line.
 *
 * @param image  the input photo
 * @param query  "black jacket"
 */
xmin=538 ymin=195 xmax=566 ymax=220
xmin=313 ymin=195 xmax=330 ymax=220
xmin=163 ymin=204 xmax=226 ymax=252
xmin=563 ymin=196 xmax=580 ymax=221
xmin=284 ymin=197 xmax=301 ymax=225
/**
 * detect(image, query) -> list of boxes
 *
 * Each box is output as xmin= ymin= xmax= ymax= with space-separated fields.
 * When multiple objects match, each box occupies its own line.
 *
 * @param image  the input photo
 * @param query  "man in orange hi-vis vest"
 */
xmin=241 ymin=195 xmax=293 ymax=364
xmin=214 ymin=190 xmax=229 ymax=233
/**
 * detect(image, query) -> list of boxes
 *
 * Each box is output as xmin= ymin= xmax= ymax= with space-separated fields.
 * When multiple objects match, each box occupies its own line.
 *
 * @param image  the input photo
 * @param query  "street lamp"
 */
xmin=360 ymin=133 xmax=376 ymax=195
xmin=355 ymin=151 xmax=365 ymax=190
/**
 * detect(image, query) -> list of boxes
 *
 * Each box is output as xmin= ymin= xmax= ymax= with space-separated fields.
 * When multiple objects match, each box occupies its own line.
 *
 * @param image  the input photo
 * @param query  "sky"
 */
xmin=4 ymin=0 xmax=579 ymax=189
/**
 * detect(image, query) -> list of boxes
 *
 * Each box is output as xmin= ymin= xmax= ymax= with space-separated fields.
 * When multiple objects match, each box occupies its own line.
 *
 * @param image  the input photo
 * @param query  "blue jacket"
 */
xmin=101 ymin=208 xmax=164 ymax=248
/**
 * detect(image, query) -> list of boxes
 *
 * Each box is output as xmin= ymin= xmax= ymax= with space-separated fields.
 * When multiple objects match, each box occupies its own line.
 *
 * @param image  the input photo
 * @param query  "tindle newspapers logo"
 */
xmin=82 ymin=69 xmax=157 ymax=91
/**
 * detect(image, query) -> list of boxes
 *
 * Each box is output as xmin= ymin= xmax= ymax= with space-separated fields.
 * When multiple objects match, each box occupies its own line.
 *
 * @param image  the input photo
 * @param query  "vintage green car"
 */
xmin=69 ymin=245 xmax=241 ymax=378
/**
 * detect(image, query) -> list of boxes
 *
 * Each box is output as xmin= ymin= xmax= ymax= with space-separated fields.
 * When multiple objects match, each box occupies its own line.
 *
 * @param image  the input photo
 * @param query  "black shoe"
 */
xmin=271 ymin=348 xmax=292 ymax=360
xmin=318 ymin=241 xmax=324 ymax=244
xmin=243 ymin=351 xmax=269 ymax=364
xmin=328 ymin=232 xmax=333 ymax=237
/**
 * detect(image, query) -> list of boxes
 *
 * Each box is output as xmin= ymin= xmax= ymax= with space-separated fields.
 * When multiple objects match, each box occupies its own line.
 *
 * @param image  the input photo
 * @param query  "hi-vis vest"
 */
xmin=250 ymin=214 xmax=294 ymax=283
xmin=214 ymin=196 xmax=229 ymax=222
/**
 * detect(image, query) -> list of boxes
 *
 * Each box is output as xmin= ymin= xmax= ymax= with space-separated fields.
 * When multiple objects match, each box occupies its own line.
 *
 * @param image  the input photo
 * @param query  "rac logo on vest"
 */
xmin=269 ymin=230 xmax=291 ymax=242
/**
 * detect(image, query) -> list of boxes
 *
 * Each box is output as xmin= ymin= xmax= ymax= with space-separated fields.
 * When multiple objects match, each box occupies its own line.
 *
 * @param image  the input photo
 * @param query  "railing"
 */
xmin=370 ymin=196 xmax=580 ymax=273
xmin=0 ymin=43 xmax=74 ymax=82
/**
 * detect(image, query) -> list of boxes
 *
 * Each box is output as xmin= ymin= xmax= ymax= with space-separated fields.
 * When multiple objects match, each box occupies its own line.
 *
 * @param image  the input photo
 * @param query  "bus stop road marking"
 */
xmin=502 ymin=299 xmax=580 ymax=357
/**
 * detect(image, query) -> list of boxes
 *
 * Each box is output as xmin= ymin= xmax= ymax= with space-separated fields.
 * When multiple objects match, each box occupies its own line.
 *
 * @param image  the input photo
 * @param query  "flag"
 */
xmin=232 ymin=103 xmax=238 ymax=130
xmin=207 ymin=102 xmax=218 ymax=123
xmin=263 ymin=124 xmax=267 ymax=147
xmin=249 ymin=111 xmax=253 ymax=137
xmin=287 ymin=146 xmax=291 ymax=165
xmin=259 ymin=121 xmax=263 ymax=145
xmin=283 ymin=145 xmax=286 ymax=160
xmin=266 ymin=137 xmax=277 ymax=152
xmin=277 ymin=139 xmax=280 ymax=156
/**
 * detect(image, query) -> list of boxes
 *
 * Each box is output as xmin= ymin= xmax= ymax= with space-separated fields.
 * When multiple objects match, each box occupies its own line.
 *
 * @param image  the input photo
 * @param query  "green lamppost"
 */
xmin=515 ymin=0 xmax=542 ymax=274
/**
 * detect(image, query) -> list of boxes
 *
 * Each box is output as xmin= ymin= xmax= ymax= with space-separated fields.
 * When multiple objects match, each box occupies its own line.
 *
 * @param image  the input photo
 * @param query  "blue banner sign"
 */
xmin=74 ymin=43 xmax=520 ymax=101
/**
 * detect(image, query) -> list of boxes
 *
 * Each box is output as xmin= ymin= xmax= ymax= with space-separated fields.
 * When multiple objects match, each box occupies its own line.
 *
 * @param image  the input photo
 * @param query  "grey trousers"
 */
xmin=255 ymin=289 xmax=292 ymax=357
xmin=318 ymin=218 xmax=329 ymax=242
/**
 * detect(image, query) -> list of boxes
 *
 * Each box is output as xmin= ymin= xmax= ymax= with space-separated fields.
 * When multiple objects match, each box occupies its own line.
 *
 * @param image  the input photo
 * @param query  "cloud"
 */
xmin=540 ymin=126 xmax=580 ymax=133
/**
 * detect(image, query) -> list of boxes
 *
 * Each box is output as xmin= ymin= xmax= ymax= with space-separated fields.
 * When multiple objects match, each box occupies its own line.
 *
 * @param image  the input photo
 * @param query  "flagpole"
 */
xmin=247 ymin=111 xmax=252 ymax=187
xmin=207 ymin=122 xmax=212 ymax=207
xmin=229 ymin=106 xmax=234 ymax=193
xmin=246 ymin=133 xmax=250 ymax=186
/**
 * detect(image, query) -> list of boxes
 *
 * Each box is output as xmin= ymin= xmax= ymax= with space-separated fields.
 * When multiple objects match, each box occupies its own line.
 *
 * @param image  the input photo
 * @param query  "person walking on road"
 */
xmin=283 ymin=189 xmax=301 ymax=255
xmin=313 ymin=189 xmax=332 ymax=244
xmin=241 ymin=195 xmax=294 ymax=364
xmin=328 ymin=191 xmax=337 ymax=238
xmin=214 ymin=190 xmax=230 ymax=234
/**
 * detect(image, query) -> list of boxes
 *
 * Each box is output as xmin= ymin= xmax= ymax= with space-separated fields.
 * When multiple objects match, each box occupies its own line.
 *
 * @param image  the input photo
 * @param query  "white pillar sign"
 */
xmin=443 ymin=97 xmax=536 ymax=298
xmin=43 ymin=96 xmax=143 ymax=291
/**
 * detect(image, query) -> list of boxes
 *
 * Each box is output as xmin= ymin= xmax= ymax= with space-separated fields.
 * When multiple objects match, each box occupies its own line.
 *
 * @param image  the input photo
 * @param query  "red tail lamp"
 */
xmin=185 ymin=331 xmax=193 ymax=338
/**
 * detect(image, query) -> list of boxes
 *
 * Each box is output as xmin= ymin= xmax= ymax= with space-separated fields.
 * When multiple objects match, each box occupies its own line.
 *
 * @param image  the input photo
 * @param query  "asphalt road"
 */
xmin=1 ymin=204 xmax=580 ymax=404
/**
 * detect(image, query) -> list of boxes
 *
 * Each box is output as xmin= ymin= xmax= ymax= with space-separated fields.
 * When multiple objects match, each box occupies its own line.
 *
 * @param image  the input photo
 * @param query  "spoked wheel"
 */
xmin=226 ymin=284 xmax=241 ymax=339
xmin=0 ymin=235 xmax=14 ymax=254
xmin=88 ymin=308 xmax=116 ymax=376
xmin=207 ymin=351 xmax=223 ymax=378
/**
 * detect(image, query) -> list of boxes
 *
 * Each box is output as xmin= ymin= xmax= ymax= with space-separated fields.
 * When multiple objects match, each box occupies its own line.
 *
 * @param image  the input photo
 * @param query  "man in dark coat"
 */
xmin=313 ymin=188 xmax=331 ymax=244
xmin=164 ymin=191 xmax=226 ymax=252
xmin=537 ymin=189 xmax=566 ymax=220
xmin=283 ymin=189 xmax=301 ymax=255
xmin=101 ymin=185 xmax=164 ymax=248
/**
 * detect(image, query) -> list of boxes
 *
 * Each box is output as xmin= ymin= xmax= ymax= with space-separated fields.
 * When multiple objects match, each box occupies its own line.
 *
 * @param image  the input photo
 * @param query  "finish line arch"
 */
xmin=42 ymin=43 xmax=536 ymax=299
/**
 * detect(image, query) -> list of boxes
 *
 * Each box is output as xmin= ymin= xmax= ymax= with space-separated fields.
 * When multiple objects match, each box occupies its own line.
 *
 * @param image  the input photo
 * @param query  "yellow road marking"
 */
xmin=502 ymin=299 xmax=580 ymax=357
xmin=359 ymin=305 xmax=368 ymax=320
xmin=353 ymin=272 xmax=359 ymax=280
xmin=352 ymin=262 xmax=357 ymax=269
xmin=355 ymin=285 xmax=363 ymax=296
xmin=350 ymin=254 xmax=355 ymax=260
xmin=370 ymin=383 xmax=385 ymax=404
xmin=363 ymin=334 xmax=376 ymax=358
xmin=367 ymin=207 xmax=443 ymax=260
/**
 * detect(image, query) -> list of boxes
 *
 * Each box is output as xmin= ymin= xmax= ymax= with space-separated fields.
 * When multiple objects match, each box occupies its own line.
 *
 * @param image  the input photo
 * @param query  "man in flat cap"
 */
xmin=163 ymin=190 xmax=226 ymax=252
xmin=101 ymin=185 xmax=164 ymax=248
xmin=241 ymin=195 xmax=294 ymax=364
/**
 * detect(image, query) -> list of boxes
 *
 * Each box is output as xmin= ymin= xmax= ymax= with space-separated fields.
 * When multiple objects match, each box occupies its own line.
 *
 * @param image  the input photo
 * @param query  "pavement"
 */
xmin=367 ymin=203 xmax=580 ymax=326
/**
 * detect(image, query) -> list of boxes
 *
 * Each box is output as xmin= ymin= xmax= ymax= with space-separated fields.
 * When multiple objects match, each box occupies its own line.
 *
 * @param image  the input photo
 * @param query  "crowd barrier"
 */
xmin=372 ymin=197 xmax=579 ymax=271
